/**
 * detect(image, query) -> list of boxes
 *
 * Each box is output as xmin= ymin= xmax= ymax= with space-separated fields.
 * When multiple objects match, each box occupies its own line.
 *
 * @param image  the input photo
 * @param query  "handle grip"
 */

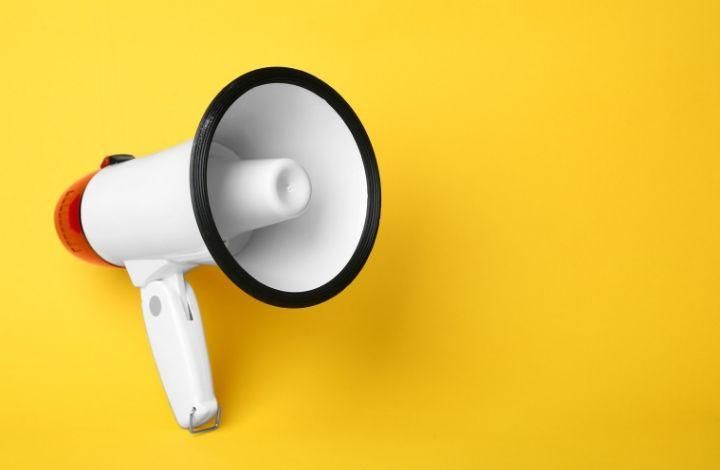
xmin=140 ymin=273 xmax=218 ymax=430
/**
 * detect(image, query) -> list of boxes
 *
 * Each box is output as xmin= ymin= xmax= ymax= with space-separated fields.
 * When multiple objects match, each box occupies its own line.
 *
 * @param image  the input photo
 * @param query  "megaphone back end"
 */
xmin=54 ymin=170 xmax=117 ymax=267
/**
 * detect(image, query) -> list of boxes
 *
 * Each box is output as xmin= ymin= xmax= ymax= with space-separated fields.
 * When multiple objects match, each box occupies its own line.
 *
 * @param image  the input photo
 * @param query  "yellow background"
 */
xmin=1 ymin=0 xmax=719 ymax=468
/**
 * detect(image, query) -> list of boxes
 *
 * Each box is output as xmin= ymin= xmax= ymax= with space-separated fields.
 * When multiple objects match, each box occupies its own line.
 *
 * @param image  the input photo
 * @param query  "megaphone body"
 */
xmin=55 ymin=68 xmax=381 ymax=432
xmin=83 ymin=141 xmax=311 ymax=269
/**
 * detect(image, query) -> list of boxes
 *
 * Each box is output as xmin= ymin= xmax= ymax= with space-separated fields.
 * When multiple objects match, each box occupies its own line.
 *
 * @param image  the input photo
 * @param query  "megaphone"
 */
xmin=54 ymin=67 xmax=381 ymax=433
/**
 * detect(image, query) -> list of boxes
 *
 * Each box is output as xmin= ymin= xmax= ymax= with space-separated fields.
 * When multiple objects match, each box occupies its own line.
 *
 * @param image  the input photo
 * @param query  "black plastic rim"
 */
xmin=190 ymin=67 xmax=381 ymax=308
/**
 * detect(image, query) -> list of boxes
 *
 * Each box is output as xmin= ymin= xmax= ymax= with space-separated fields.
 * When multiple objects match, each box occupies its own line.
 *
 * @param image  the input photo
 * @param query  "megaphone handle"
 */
xmin=140 ymin=273 xmax=220 ymax=432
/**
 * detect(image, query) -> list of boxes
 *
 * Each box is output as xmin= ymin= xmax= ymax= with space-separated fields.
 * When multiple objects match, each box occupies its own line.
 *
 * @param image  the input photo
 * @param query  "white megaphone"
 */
xmin=54 ymin=67 xmax=381 ymax=433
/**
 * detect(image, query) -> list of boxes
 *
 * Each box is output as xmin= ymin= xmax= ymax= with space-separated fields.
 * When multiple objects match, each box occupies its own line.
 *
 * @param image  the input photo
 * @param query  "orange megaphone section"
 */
xmin=54 ymin=171 xmax=117 ymax=267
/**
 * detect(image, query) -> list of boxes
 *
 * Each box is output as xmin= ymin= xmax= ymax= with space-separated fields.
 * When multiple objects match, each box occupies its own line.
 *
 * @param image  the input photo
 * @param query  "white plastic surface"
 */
xmin=82 ymin=142 xmax=211 ymax=266
xmin=82 ymin=141 xmax=313 ymax=268
xmin=140 ymin=272 xmax=217 ymax=429
xmin=210 ymin=83 xmax=369 ymax=292
xmin=207 ymin=154 xmax=311 ymax=240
